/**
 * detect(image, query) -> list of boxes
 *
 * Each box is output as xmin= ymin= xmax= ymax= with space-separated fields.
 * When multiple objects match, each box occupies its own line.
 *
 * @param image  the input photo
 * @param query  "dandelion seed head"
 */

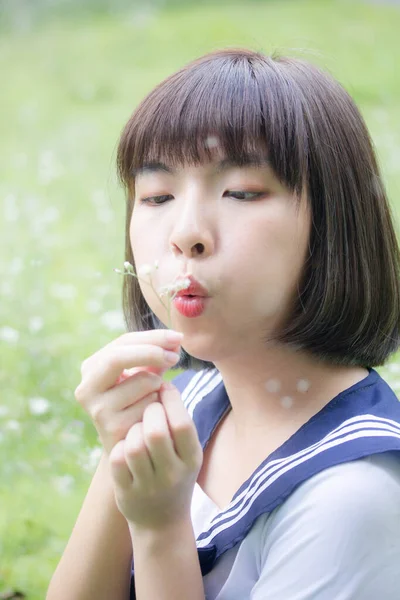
xmin=174 ymin=277 xmax=191 ymax=291
xmin=159 ymin=284 xmax=174 ymax=297
xmin=124 ymin=261 xmax=134 ymax=273
xmin=159 ymin=277 xmax=190 ymax=297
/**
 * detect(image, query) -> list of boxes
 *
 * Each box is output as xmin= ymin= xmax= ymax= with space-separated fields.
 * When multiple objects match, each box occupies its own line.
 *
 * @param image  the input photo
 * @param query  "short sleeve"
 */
xmin=250 ymin=452 xmax=400 ymax=600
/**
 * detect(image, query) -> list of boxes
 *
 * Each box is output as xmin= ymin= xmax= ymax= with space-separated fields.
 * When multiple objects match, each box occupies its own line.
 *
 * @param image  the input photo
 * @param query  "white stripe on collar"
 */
xmin=182 ymin=369 xmax=222 ymax=416
xmin=197 ymin=414 xmax=400 ymax=547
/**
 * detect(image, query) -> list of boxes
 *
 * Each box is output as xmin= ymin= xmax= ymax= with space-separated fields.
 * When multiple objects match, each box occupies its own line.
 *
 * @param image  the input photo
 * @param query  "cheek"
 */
xmin=235 ymin=214 xmax=309 ymax=315
xmin=130 ymin=217 xmax=159 ymax=265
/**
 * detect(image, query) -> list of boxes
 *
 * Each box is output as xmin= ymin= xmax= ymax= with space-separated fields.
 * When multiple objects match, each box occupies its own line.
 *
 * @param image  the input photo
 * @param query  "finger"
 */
xmin=101 ymin=371 xmax=162 ymax=412
xmin=159 ymin=382 xmax=203 ymax=468
xmin=81 ymin=329 xmax=184 ymax=378
xmin=116 ymin=391 xmax=162 ymax=436
xmin=76 ymin=365 xmax=162 ymax=411
xmin=124 ymin=421 xmax=155 ymax=482
xmin=142 ymin=402 xmax=177 ymax=470
xmin=91 ymin=390 xmax=160 ymax=446
xmin=77 ymin=344 xmax=180 ymax=398
xmin=109 ymin=439 xmax=133 ymax=489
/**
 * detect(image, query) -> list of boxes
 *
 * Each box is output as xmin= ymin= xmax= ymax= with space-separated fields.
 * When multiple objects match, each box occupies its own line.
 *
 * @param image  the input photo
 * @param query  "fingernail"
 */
xmin=164 ymin=350 xmax=180 ymax=364
xmin=165 ymin=330 xmax=184 ymax=342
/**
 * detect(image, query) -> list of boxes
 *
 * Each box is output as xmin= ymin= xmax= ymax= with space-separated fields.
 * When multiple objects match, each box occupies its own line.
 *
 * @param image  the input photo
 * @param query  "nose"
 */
xmin=169 ymin=197 xmax=215 ymax=260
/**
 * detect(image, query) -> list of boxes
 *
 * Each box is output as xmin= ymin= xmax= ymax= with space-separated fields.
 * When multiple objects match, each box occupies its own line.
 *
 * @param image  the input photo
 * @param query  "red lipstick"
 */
xmin=173 ymin=275 xmax=209 ymax=317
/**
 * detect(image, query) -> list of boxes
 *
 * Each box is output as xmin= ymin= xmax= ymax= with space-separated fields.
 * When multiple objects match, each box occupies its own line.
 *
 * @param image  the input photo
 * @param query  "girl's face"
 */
xmin=130 ymin=154 xmax=311 ymax=363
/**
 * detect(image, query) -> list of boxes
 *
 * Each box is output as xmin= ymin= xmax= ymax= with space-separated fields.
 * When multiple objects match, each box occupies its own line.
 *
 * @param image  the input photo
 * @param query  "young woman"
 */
xmin=47 ymin=48 xmax=400 ymax=600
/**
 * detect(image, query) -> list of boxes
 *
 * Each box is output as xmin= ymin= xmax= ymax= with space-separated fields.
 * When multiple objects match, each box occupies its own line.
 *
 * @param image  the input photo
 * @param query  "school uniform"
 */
xmin=130 ymin=367 xmax=400 ymax=599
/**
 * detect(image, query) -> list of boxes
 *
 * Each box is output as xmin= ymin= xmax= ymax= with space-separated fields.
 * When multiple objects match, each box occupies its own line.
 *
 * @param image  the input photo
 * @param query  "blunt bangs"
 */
xmin=117 ymin=49 xmax=308 ymax=198
xmin=117 ymin=48 xmax=400 ymax=371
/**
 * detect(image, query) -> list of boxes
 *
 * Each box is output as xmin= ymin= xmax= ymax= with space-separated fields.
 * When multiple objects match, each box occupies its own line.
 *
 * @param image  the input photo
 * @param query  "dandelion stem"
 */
xmin=114 ymin=262 xmax=187 ymax=329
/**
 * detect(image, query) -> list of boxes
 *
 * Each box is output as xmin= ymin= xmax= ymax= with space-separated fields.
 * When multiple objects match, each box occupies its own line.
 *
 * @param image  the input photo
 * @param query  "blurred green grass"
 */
xmin=1 ymin=0 xmax=400 ymax=596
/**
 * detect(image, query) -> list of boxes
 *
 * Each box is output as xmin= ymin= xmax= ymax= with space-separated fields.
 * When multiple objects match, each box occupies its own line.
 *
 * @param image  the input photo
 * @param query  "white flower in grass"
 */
xmin=50 ymin=283 xmax=77 ymax=301
xmin=28 ymin=316 xmax=44 ymax=333
xmin=100 ymin=309 xmax=125 ymax=331
xmin=54 ymin=474 xmax=75 ymax=495
xmin=0 ymin=326 xmax=19 ymax=344
xmin=5 ymin=420 xmax=21 ymax=432
xmin=82 ymin=446 xmax=103 ymax=472
xmin=0 ymin=405 xmax=10 ymax=418
xmin=29 ymin=396 xmax=51 ymax=416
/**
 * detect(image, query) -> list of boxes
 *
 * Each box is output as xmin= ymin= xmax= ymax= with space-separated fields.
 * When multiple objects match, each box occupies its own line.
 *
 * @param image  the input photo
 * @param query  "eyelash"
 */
xmin=139 ymin=191 xmax=266 ymax=205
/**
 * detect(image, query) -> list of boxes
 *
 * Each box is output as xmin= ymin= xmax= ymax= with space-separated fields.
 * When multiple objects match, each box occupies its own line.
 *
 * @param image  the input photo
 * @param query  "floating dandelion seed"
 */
xmin=265 ymin=378 xmax=281 ymax=393
xmin=296 ymin=379 xmax=310 ymax=393
xmin=280 ymin=396 xmax=294 ymax=409
xmin=114 ymin=260 xmax=189 ymax=328
xmin=138 ymin=264 xmax=154 ymax=277
xmin=205 ymin=135 xmax=219 ymax=149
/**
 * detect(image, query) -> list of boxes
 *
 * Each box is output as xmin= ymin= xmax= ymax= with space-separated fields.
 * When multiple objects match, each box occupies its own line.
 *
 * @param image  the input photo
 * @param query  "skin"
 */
xmin=131 ymin=156 xmax=368 ymax=448
xmin=71 ymin=152 xmax=369 ymax=600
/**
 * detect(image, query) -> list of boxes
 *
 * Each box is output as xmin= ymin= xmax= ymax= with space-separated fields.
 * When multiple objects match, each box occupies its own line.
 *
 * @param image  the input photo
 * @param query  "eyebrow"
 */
xmin=132 ymin=156 xmax=270 ymax=177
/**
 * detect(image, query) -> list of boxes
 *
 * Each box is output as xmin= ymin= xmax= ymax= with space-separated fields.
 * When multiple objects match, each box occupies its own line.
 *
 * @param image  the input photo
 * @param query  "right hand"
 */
xmin=74 ymin=329 xmax=184 ymax=456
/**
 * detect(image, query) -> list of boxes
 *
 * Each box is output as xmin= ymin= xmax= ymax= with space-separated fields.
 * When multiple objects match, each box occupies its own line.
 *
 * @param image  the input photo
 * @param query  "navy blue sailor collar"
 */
xmin=173 ymin=366 xmax=400 ymax=576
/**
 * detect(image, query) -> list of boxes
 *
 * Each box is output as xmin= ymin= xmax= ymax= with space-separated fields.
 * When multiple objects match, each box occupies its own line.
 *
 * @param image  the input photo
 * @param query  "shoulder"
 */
xmin=251 ymin=453 xmax=400 ymax=599
xmin=298 ymin=450 xmax=400 ymax=508
xmin=266 ymin=451 xmax=400 ymax=543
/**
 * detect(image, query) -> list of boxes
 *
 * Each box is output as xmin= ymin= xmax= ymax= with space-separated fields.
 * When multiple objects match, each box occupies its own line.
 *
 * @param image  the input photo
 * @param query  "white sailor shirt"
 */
xmin=130 ymin=367 xmax=400 ymax=599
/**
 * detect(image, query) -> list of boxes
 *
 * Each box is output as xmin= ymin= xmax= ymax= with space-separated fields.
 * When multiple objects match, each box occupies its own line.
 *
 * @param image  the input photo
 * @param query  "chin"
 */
xmin=180 ymin=339 xmax=222 ymax=365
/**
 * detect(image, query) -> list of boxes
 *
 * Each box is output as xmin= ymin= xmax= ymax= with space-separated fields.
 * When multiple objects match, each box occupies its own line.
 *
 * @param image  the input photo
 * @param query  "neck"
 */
xmin=213 ymin=344 xmax=369 ymax=442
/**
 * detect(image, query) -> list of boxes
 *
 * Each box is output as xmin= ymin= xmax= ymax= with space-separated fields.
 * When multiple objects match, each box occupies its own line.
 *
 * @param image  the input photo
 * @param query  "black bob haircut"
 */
xmin=117 ymin=48 xmax=400 ymax=371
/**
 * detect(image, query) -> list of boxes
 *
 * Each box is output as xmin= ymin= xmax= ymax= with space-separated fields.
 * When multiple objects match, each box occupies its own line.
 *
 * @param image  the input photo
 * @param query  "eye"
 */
xmin=139 ymin=194 xmax=173 ymax=205
xmin=224 ymin=190 xmax=265 ymax=201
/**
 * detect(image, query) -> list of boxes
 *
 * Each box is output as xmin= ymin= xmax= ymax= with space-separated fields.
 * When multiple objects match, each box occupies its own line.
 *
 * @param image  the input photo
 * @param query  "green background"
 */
xmin=1 ymin=0 xmax=400 ymax=596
